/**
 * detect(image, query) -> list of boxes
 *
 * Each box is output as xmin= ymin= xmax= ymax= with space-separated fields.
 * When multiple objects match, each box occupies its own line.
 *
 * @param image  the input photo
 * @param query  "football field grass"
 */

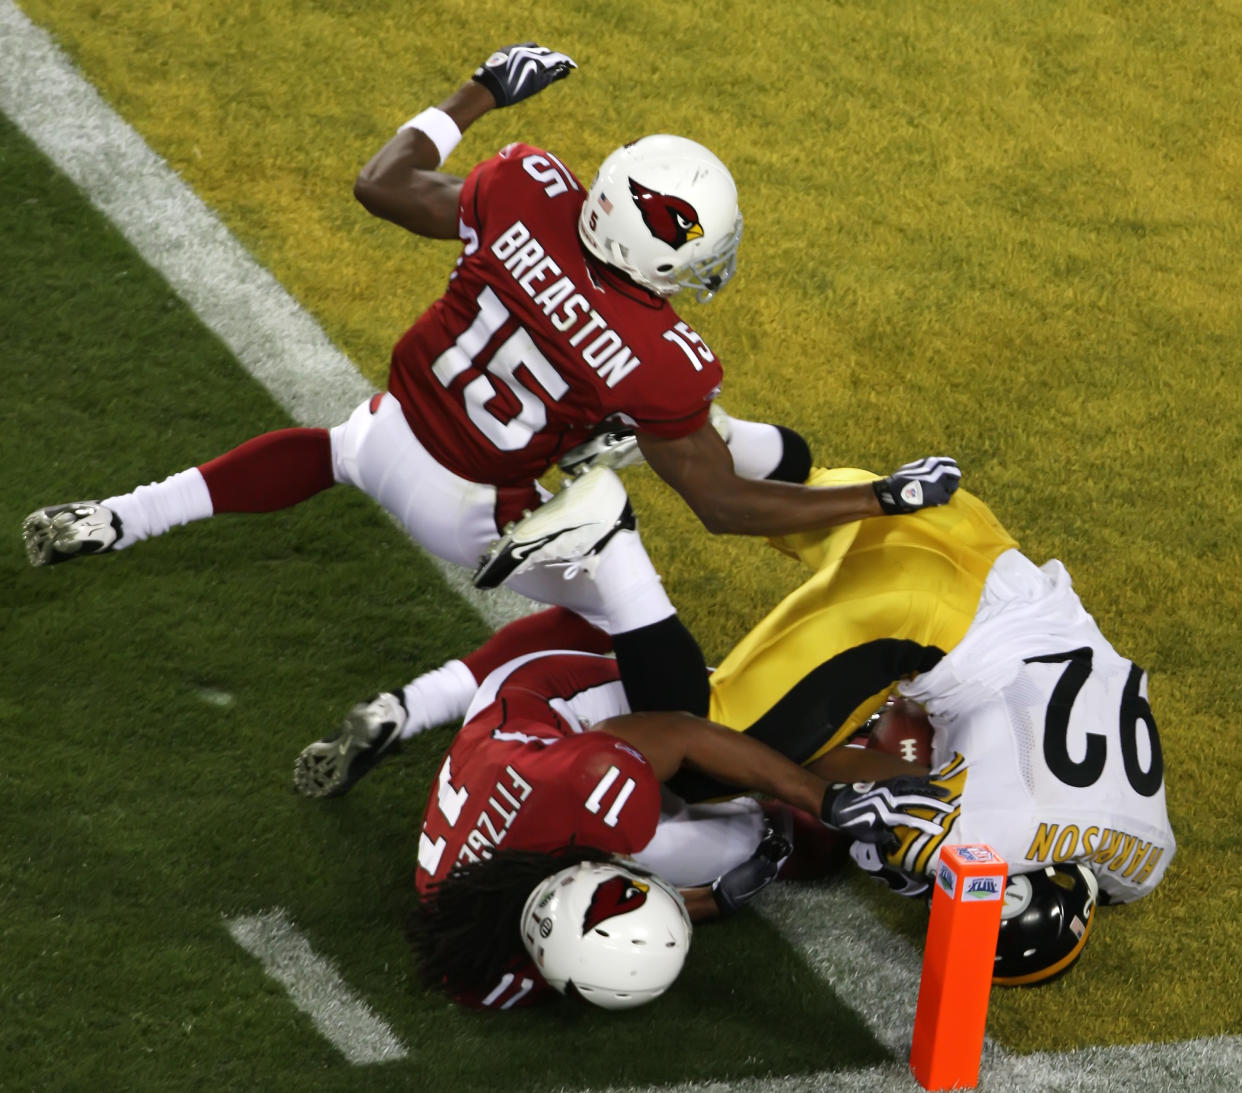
xmin=4 ymin=0 xmax=1242 ymax=1088
xmin=0 ymin=104 xmax=890 ymax=1092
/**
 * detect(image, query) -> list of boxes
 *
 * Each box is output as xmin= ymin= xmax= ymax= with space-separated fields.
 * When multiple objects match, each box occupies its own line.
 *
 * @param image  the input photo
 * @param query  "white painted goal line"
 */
xmin=3 ymin=4 xmax=1236 ymax=1088
xmin=226 ymin=910 xmax=408 ymax=1065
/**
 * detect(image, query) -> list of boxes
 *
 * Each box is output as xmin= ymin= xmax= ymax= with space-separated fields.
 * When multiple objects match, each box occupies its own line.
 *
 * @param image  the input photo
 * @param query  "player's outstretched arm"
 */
xmin=638 ymin=424 xmax=961 ymax=536
xmin=593 ymin=710 xmax=828 ymax=814
xmin=593 ymin=709 xmax=951 ymax=846
xmin=354 ymin=42 xmax=576 ymax=239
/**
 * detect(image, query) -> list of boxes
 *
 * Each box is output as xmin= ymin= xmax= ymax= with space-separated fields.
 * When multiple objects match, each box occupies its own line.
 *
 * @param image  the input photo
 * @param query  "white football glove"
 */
xmin=472 ymin=43 xmax=577 ymax=107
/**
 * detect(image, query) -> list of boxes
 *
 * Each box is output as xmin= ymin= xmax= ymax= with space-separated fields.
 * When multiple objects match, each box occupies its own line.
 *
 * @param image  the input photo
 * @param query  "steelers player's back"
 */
xmin=898 ymin=550 xmax=1174 ymax=903
xmin=702 ymin=468 xmax=1173 ymax=903
xmin=706 ymin=468 xmax=1018 ymax=760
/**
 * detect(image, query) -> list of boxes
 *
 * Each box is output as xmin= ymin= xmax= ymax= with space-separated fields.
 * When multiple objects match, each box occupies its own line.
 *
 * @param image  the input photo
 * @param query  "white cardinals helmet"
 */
xmin=520 ymin=860 xmax=692 ymax=1010
xmin=577 ymin=135 xmax=742 ymax=303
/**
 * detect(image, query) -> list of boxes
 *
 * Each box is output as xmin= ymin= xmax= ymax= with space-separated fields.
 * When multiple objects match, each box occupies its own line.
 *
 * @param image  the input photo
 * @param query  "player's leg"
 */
xmin=632 ymin=796 xmax=767 ymax=887
xmin=296 ymin=400 xmax=632 ymax=797
xmin=21 ymin=425 xmax=335 ymax=566
xmin=503 ymin=518 xmax=712 ymax=717
xmin=460 ymin=607 xmax=613 ymax=677
xmin=328 ymin=392 xmax=504 ymax=567
xmin=314 ymin=394 xmax=695 ymax=772
xmin=392 ymin=606 xmax=613 ymax=738
xmin=293 ymin=417 xmax=801 ymax=798
xmin=304 ymin=399 xmax=795 ymax=782
xmin=289 ymin=480 xmax=619 ymax=799
xmin=294 ymin=608 xmax=615 ymax=798
xmin=24 ymin=387 xmax=498 ymax=567
xmin=471 ymin=419 xmax=812 ymax=710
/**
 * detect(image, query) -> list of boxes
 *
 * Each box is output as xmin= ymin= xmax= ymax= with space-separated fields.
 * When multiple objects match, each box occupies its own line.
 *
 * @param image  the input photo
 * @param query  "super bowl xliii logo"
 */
xmin=581 ymin=875 xmax=649 ymax=934
xmin=629 ymin=178 xmax=703 ymax=249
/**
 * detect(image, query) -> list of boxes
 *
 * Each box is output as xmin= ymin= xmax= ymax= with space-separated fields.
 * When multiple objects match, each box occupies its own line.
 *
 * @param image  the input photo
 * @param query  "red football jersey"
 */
xmin=387 ymin=142 xmax=725 ymax=487
xmin=415 ymin=651 xmax=662 ymax=1010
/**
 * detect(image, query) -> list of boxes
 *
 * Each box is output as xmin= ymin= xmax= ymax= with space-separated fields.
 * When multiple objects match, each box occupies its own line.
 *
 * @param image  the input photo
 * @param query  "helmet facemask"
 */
xmin=665 ymin=212 xmax=743 ymax=303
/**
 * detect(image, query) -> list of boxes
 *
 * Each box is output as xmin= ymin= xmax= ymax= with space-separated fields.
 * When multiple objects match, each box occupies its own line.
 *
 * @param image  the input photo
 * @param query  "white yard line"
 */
xmin=3 ymin=4 xmax=1236 ymax=1087
xmin=226 ymin=910 xmax=408 ymax=1065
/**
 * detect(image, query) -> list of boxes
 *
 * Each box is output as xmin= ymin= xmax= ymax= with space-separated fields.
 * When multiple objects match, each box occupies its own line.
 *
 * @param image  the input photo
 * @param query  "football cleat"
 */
xmin=557 ymin=404 xmax=734 ymax=478
xmin=707 ymin=402 xmax=732 ymax=445
xmin=22 ymin=502 xmax=122 ymax=566
xmin=293 ymin=691 xmax=407 ymax=798
xmin=557 ymin=427 xmax=644 ymax=476
xmin=473 ymin=466 xmax=636 ymax=590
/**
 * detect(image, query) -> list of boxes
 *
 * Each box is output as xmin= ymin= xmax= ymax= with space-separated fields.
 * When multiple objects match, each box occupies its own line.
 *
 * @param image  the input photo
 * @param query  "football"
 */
xmin=866 ymin=697 xmax=934 ymax=767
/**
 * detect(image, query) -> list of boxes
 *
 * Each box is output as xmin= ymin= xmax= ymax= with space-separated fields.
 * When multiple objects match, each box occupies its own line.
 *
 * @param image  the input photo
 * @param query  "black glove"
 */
xmin=849 ymin=840 xmax=931 ymax=899
xmin=472 ymin=43 xmax=577 ymax=107
xmin=710 ymin=816 xmax=793 ymax=915
xmin=873 ymin=456 xmax=961 ymax=515
xmin=820 ymin=775 xmax=952 ymax=846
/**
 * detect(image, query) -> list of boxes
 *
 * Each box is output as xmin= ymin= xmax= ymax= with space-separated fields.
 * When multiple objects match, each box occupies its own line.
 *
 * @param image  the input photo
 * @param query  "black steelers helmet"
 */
xmin=993 ymin=863 xmax=1099 ymax=987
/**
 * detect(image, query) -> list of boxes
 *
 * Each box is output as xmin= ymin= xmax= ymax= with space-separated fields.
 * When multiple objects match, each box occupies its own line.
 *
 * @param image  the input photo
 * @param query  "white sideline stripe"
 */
xmin=619 ymin=885 xmax=1242 ymax=1093
xmin=761 ymin=884 xmax=926 ymax=1059
xmin=225 ymin=910 xmax=407 ymax=1065
xmin=3 ymin=5 xmax=1237 ymax=1089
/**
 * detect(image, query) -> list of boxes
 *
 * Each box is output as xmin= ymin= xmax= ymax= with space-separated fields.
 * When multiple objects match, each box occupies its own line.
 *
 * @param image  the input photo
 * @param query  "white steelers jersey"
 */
xmin=894 ymin=549 xmax=1175 ymax=903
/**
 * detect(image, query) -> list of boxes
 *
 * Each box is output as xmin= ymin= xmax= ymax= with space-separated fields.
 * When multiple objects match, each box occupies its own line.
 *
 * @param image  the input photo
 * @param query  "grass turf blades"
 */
xmin=0 ymin=113 xmax=888 ymax=1089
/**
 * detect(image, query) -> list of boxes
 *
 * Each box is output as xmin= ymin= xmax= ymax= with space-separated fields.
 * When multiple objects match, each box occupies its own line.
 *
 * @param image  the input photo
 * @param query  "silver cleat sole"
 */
xmin=293 ymin=693 xmax=406 ymax=799
xmin=22 ymin=501 xmax=121 ymax=566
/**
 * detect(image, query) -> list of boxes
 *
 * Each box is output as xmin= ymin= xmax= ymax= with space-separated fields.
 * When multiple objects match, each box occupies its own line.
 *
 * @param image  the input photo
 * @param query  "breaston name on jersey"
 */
xmin=491 ymin=220 xmax=642 ymax=389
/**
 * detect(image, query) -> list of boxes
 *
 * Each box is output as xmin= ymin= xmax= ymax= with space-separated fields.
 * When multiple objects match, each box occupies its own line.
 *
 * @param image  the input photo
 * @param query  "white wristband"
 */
xmin=398 ymin=107 xmax=462 ymax=165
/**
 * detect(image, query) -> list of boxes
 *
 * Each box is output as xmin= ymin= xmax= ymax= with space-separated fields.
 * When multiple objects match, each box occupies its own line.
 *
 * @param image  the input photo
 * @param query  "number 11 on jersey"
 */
xmin=585 ymin=765 xmax=636 ymax=828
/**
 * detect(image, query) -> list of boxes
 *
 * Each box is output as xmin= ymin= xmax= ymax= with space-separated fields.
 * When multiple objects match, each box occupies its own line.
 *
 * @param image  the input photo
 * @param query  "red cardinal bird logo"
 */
xmin=629 ymin=178 xmax=704 ymax=249
xmin=581 ymin=875 xmax=650 ymax=934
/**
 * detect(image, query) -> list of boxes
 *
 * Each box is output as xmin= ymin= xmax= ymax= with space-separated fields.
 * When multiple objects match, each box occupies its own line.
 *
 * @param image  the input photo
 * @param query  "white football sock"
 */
xmin=723 ymin=416 xmax=786 ymax=480
xmin=398 ymin=658 xmax=477 ymax=738
xmin=104 ymin=467 xmax=214 ymax=550
xmin=591 ymin=527 xmax=678 ymax=635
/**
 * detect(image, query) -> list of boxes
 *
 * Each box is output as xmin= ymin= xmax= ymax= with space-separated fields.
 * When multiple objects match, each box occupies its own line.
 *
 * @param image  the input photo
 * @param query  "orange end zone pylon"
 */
xmin=909 ymin=844 xmax=1007 ymax=1091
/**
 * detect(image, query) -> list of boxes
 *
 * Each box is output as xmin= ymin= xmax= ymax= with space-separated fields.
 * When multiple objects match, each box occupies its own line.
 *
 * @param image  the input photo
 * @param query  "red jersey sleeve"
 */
xmin=453 ymin=956 xmax=554 ymax=1011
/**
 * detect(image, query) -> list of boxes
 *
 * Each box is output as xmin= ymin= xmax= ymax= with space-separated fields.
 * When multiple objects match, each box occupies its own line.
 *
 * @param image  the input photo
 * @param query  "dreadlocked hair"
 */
xmin=407 ymin=844 xmax=615 ymax=998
